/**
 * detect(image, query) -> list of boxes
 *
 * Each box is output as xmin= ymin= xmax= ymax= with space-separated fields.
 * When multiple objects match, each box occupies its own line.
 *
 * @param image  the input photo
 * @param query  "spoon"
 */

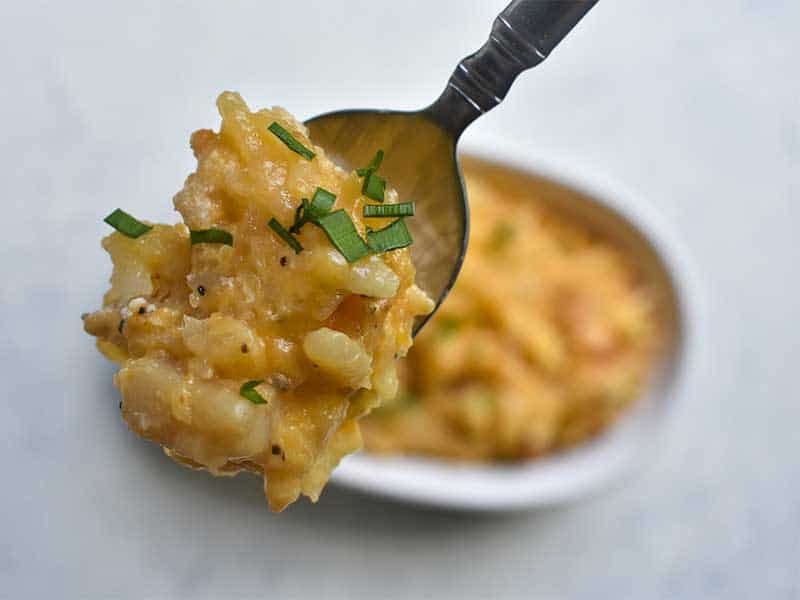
xmin=306 ymin=0 xmax=599 ymax=332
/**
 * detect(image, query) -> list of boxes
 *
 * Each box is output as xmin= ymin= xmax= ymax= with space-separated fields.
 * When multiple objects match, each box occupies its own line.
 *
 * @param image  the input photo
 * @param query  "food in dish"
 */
xmin=362 ymin=157 xmax=664 ymax=461
xmin=83 ymin=92 xmax=432 ymax=510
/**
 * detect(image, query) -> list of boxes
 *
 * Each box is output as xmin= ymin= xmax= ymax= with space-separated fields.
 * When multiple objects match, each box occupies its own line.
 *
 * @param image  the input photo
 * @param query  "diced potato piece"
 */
xmin=181 ymin=314 xmax=266 ymax=379
xmin=117 ymin=357 xmax=269 ymax=471
xmin=346 ymin=256 xmax=400 ymax=298
xmin=500 ymin=306 xmax=566 ymax=373
xmin=405 ymin=284 xmax=436 ymax=315
xmin=102 ymin=225 xmax=190 ymax=305
xmin=303 ymin=327 xmax=372 ymax=388
xmin=372 ymin=362 xmax=399 ymax=401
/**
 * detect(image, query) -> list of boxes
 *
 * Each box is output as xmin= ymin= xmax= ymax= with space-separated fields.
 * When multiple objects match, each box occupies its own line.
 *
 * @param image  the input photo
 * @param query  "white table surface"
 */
xmin=1 ymin=1 xmax=798 ymax=598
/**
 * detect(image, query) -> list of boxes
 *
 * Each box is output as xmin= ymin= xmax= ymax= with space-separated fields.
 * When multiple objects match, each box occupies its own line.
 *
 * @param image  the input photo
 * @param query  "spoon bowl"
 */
xmin=306 ymin=111 xmax=467 ymax=332
xmin=307 ymin=1 xmax=598 ymax=328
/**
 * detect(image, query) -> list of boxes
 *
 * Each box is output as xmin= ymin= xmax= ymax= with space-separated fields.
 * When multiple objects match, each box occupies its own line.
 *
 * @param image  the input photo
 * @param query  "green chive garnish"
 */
xmin=289 ymin=187 xmax=337 ymax=234
xmin=289 ymin=199 xmax=309 ymax=234
xmin=315 ymin=210 xmax=371 ymax=263
xmin=356 ymin=149 xmax=384 ymax=176
xmin=269 ymin=218 xmax=303 ymax=254
xmin=240 ymin=380 xmax=268 ymax=405
xmin=309 ymin=187 xmax=336 ymax=217
xmin=363 ymin=202 xmax=415 ymax=218
xmin=362 ymin=172 xmax=386 ymax=202
xmin=267 ymin=122 xmax=315 ymax=160
xmin=190 ymin=228 xmax=233 ymax=246
xmin=489 ymin=222 xmax=516 ymax=251
xmin=104 ymin=209 xmax=152 ymax=239
xmin=367 ymin=218 xmax=413 ymax=253
xmin=437 ymin=316 xmax=461 ymax=338
xmin=355 ymin=149 xmax=386 ymax=201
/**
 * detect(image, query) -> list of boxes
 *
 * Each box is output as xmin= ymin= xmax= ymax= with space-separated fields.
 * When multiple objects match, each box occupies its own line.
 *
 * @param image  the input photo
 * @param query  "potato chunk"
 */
xmin=303 ymin=327 xmax=372 ymax=389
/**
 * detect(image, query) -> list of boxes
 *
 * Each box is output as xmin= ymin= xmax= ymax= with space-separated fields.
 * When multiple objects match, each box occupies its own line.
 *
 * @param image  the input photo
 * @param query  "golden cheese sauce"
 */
xmin=84 ymin=92 xmax=432 ymax=510
xmin=362 ymin=158 xmax=664 ymax=461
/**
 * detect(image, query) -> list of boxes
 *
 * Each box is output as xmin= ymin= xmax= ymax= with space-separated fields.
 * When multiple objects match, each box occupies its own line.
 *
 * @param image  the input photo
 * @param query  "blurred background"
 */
xmin=1 ymin=1 xmax=798 ymax=598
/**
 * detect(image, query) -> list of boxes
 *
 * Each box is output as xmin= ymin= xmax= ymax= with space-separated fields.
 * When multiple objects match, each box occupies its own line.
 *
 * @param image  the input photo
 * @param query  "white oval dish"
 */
xmin=330 ymin=138 xmax=701 ymax=511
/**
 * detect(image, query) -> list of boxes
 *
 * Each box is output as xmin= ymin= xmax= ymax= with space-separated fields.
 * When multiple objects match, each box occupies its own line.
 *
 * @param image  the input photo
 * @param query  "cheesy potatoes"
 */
xmin=84 ymin=92 xmax=432 ymax=510
xmin=363 ymin=158 xmax=663 ymax=461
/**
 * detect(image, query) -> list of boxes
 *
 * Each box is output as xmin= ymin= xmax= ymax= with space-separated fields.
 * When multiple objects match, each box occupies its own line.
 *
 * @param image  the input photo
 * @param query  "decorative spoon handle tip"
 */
xmin=425 ymin=0 xmax=599 ymax=137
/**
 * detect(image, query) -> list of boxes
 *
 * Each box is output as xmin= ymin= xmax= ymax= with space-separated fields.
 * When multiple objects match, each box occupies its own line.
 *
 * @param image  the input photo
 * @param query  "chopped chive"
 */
xmin=356 ymin=149 xmax=384 ymax=176
xmin=362 ymin=172 xmax=386 ymax=202
xmin=489 ymin=222 xmax=516 ymax=251
xmin=240 ymin=380 xmax=268 ymax=405
xmin=289 ymin=198 xmax=310 ymax=234
xmin=437 ymin=316 xmax=461 ymax=338
xmin=267 ymin=122 xmax=315 ymax=160
xmin=367 ymin=218 xmax=413 ymax=253
xmin=190 ymin=228 xmax=233 ymax=246
xmin=355 ymin=149 xmax=386 ymax=201
xmin=289 ymin=187 xmax=337 ymax=234
xmin=269 ymin=218 xmax=303 ymax=254
xmin=363 ymin=202 xmax=415 ymax=218
xmin=104 ymin=209 xmax=152 ymax=238
xmin=314 ymin=209 xmax=371 ymax=263
xmin=309 ymin=187 xmax=336 ymax=217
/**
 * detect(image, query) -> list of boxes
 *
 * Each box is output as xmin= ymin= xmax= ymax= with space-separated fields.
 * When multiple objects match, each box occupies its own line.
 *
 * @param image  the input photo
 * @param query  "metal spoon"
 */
xmin=306 ymin=0 xmax=599 ymax=332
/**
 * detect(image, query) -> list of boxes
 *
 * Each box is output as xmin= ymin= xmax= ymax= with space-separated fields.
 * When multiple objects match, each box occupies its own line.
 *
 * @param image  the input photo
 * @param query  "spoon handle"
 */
xmin=425 ymin=0 xmax=599 ymax=138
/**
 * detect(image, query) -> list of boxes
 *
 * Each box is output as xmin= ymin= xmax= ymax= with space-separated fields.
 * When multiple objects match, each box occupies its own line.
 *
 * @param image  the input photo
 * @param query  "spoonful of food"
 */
xmin=307 ymin=0 xmax=599 ymax=332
